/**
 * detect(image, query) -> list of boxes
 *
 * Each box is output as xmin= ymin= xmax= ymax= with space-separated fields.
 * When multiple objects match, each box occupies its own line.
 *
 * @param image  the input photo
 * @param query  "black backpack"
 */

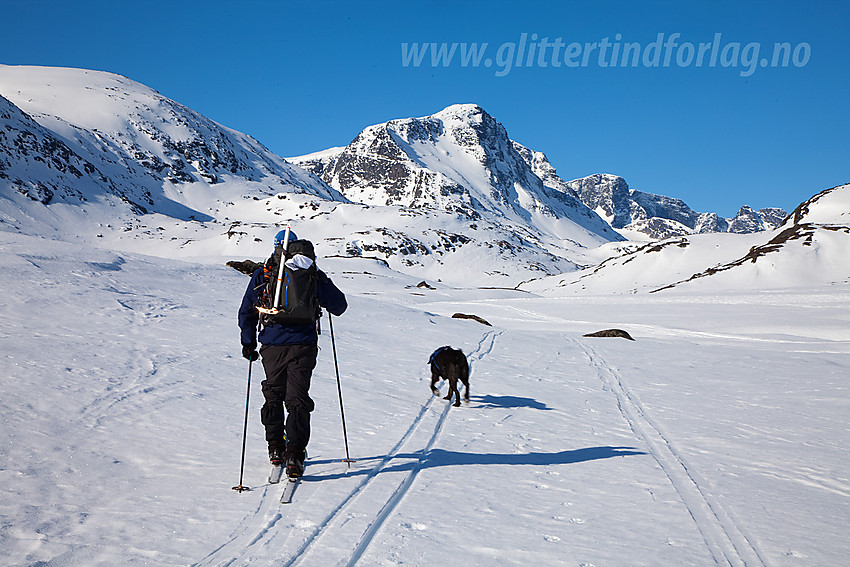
xmin=258 ymin=239 xmax=321 ymax=326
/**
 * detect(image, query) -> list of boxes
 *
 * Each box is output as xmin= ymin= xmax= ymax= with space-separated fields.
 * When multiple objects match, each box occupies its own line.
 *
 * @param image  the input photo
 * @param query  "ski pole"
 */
xmin=232 ymin=357 xmax=254 ymax=492
xmin=329 ymin=314 xmax=354 ymax=467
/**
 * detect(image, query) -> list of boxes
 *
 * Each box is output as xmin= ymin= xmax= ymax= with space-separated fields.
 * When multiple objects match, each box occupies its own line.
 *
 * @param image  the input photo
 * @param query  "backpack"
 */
xmin=258 ymin=239 xmax=321 ymax=326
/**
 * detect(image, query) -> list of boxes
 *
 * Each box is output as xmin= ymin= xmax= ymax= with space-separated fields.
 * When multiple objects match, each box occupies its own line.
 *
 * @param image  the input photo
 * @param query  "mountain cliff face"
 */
xmin=291 ymin=104 xmax=621 ymax=246
xmin=297 ymin=104 xmax=530 ymax=215
xmin=564 ymin=173 xmax=787 ymax=239
xmin=0 ymin=93 xmax=120 ymax=208
xmin=0 ymin=64 xmax=340 ymax=229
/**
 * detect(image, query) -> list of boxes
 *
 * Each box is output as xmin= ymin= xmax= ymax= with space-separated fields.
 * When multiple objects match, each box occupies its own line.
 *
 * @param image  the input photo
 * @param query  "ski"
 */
xmin=268 ymin=464 xmax=283 ymax=484
xmin=280 ymin=478 xmax=299 ymax=503
xmin=279 ymin=450 xmax=305 ymax=502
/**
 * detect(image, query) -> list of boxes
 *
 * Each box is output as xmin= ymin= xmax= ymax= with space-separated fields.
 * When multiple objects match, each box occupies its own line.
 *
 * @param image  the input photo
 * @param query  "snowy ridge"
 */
xmin=780 ymin=181 xmax=850 ymax=226
xmin=526 ymin=183 xmax=850 ymax=294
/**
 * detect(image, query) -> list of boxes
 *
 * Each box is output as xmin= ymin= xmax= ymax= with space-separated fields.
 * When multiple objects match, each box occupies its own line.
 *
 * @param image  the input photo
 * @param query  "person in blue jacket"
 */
xmin=238 ymin=229 xmax=347 ymax=478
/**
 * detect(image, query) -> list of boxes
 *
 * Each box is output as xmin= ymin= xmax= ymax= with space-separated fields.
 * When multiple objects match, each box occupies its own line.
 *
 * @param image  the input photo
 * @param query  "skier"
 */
xmin=238 ymin=228 xmax=347 ymax=478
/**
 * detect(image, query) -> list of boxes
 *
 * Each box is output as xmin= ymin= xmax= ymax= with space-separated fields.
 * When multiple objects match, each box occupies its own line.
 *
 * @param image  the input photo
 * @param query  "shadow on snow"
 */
xmin=470 ymin=394 xmax=553 ymax=410
xmin=306 ymin=446 xmax=646 ymax=482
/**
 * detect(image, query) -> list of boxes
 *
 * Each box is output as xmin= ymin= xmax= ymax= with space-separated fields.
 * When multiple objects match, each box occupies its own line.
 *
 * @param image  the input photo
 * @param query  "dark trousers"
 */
xmin=259 ymin=343 xmax=318 ymax=454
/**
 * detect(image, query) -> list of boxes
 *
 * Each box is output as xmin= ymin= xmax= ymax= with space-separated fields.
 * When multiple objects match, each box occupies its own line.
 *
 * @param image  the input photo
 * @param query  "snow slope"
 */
xmin=1 ymin=231 xmax=848 ymax=566
xmin=0 ymin=64 xmax=340 ymax=238
xmin=526 ymin=184 xmax=850 ymax=294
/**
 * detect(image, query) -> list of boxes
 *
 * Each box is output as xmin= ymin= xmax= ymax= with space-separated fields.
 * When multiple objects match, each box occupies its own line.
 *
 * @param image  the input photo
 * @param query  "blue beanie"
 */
xmin=274 ymin=229 xmax=298 ymax=247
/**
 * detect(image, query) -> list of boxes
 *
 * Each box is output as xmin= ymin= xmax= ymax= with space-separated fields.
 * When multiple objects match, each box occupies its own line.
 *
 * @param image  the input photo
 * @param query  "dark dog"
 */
xmin=429 ymin=346 xmax=470 ymax=407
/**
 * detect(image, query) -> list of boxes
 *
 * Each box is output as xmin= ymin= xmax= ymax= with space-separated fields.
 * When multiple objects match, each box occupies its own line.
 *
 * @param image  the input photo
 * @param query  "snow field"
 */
xmin=1 ymin=232 xmax=848 ymax=566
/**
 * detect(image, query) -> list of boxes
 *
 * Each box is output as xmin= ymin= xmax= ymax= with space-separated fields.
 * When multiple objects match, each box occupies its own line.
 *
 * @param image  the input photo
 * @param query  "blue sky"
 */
xmin=3 ymin=0 xmax=847 ymax=216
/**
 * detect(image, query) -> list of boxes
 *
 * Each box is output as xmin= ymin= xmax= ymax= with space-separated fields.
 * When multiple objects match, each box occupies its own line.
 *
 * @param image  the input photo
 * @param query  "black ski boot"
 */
xmin=269 ymin=440 xmax=286 ymax=466
xmin=285 ymin=449 xmax=306 ymax=478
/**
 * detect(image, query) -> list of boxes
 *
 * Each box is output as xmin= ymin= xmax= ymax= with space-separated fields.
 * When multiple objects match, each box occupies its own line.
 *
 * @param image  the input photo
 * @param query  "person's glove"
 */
xmin=242 ymin=343 xmax=259 ymax=361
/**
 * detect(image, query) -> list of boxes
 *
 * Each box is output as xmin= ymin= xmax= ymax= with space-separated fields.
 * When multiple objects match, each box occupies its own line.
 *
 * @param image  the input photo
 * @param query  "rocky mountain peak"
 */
xmin=566 ymin=174 xmax=633 ymax=227
xmin=432 ymin=102 xmax=487 ymax=118
xmin=291 ymin=104 xmax=620 ymax=246
xmin=727 ymin=205 xmax=763 ymax=233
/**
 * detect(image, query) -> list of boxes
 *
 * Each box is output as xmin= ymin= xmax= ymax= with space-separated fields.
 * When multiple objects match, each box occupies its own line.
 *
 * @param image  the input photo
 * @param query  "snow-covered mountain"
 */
xmin=0 ymin=66 xmax=826 ymax=290
xmin=292 ymin=107 xmax=785 ymax=242
xmin=290 ymin=104 xmax=621 ymax=244
xmin=525 ymin=183 xmax=849 ymax=294
xmin=0 ymin=64 xmax=341 ymax=234
xmin=565 ymin=173 xmax=787 ymax=240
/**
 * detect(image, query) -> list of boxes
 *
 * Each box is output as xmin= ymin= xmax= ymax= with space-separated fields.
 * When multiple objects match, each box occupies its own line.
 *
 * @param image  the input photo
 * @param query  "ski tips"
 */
xmin=232 ymin=485 xmax=251 ymax=493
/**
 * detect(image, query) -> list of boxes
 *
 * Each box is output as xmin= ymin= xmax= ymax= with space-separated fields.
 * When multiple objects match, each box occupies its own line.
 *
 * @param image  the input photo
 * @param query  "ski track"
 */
xmin=193 ymin=485 xmax=277 ymax=567
xmin=76 ymin=295 xmax=186 ymax=430
xmin=198 ymin=330 xmax=501 ymax=566
xmin=577 ymin=340 xmax=771 ymax=567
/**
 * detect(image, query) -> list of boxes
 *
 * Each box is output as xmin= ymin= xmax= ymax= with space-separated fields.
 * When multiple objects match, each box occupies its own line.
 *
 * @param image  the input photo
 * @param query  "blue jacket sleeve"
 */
xmin=238 ymin=268 xmax=263 ymax=346
xmin=318 ymin=270 xmax=348 ymax=317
